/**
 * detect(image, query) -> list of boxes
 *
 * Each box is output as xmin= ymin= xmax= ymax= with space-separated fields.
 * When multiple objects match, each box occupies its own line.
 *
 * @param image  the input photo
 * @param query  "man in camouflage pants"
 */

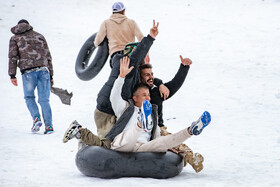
xmin=139 ymin=61 xmax=204 ymax=173
xmin=8 ymin=19 xmax=54 ymax=134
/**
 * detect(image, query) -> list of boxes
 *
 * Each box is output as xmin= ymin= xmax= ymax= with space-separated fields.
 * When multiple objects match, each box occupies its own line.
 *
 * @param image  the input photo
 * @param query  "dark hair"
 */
xmin=113 ymin=10 xmax=125 ymax=14
xmin=133 ymin=83 xmax=150 ymax=96
xmin=139 ymin=63 xmax=153 ymax=71
xmin=18 ymin=19 xmax=29 ymax=24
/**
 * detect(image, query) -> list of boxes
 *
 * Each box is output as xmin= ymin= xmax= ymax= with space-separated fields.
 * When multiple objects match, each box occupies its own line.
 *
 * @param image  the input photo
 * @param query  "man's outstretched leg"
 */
xmin=161 ymin=126 xmax=202 ymax=171
xmin=182 ymin=111 xmax=211 ymax=172
xmin=63 ymin=120 xmax=111 ymax=149
xmin=136 ymin=111 xmax=211 ymax=152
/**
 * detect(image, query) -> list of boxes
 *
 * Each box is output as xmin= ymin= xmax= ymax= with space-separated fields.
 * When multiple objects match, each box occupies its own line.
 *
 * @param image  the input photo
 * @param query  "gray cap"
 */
xmin=112 ymin=2 xmax=125 ymax=12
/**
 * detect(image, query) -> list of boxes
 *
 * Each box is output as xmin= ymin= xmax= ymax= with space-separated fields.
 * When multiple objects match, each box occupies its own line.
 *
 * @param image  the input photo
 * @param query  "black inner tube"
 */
xmin=75 ymin=33 xmax=109 ymax=81
xmin=76 ymin=146 xmax=184 ymax=179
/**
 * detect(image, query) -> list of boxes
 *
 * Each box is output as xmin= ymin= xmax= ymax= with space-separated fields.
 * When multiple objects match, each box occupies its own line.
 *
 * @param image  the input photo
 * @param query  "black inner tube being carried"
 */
xmin=75 ymin=33 xmax=109 ymax=81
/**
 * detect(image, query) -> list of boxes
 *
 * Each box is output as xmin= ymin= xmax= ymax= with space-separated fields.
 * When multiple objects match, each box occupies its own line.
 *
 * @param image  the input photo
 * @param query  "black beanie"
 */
xmin=18 ymin=19 xmax=29 ymax=24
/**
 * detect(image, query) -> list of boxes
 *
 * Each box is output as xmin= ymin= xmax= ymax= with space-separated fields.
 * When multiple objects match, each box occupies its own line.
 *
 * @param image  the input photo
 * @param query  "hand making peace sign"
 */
xmin=149 ymin=20 xmax=159 ymax=39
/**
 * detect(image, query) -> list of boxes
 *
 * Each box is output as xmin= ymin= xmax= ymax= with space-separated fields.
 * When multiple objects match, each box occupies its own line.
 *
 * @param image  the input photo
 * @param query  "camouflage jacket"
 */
xmin=8 ymin=23 xmax=53 ymax=78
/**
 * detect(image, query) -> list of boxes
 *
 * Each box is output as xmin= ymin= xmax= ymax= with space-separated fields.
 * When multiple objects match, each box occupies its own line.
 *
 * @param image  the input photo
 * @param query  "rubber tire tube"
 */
xmin=75 ymin=33 xmax=109 ymax=81
xmin=76 ymin=146 xmax=184 ymax=179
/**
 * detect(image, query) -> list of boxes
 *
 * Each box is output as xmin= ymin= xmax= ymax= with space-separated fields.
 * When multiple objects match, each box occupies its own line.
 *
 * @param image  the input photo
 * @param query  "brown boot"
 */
xmin=160 ymin=126 xmax=204 ymax=172
xmin=174 ymin=144 xmax=192 ymax=166
xmin=160 ymin=126 xmax=172 ymax=136
xmin=185 ymin=152 xmax=204 ymax=173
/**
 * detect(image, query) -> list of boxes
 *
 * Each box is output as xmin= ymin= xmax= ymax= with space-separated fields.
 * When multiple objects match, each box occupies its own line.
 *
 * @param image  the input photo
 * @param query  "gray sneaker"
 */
xmin=63 ymin=120 xmax=82 ymax=143
xmin=31 ymin=117 xmax=42 ymax=133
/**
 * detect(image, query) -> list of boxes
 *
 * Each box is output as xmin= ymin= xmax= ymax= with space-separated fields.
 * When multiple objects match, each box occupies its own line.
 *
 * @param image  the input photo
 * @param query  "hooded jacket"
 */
xmin=8 ymin=23 xmax=53 ymax=78
xmin=94 ymin=14 xmax=144 ymax=56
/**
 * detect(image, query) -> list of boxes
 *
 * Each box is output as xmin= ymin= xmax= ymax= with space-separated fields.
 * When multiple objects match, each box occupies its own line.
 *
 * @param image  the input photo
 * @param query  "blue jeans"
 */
xmin=22 ymin=70 xmax=52 ymax=127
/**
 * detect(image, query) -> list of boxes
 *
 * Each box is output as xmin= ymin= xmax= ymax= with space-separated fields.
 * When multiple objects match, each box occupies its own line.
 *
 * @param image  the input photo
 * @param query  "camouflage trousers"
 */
xmin=160 ymin=126 xmax=204 ymax=173
xmin=94 ymin=108 xmax=116 ymax=138
xmin=79 ymin=128 xmax=111 ymax=149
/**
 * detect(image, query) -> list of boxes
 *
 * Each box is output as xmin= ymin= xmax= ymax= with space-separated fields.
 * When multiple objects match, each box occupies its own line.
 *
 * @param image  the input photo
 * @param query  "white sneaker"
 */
xmin=63 ymin=120 xmax=82 ymax=143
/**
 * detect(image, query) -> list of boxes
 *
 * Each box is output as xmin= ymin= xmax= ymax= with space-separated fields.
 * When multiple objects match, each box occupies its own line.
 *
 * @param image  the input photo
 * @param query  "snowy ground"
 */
xmin=0 ymin=0 xmax=280 ymax=186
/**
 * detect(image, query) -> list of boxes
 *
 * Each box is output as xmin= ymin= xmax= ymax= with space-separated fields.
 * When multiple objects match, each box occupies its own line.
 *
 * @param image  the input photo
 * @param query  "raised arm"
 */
xmin=110 ymin=57 xmax=134 ymax=118
xmin=164 ymin=55 xmax=192 ymax=99
xmin=119 ymin=56 xmax=134 ymax=78
xmin=129 ymin=20 xmax=159 ymax=68
xmin=121 ymin=20 xmax=159 ymax=100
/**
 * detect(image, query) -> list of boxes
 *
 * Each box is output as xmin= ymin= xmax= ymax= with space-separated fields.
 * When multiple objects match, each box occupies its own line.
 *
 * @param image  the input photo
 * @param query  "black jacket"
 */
xmin=150 ymin=64 xmax=190 ymax=127
xmin=96 ymin=35 xmax=155 ymax=115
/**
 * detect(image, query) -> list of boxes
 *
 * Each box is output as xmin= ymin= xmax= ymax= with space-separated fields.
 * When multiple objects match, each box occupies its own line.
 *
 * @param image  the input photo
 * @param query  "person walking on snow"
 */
xmin=8 ymin=19 xmax=54 ymax=134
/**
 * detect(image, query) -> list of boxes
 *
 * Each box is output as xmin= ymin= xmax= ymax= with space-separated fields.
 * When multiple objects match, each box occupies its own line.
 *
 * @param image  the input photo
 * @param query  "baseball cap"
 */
xmin=112 ymin=2 xmax=125 ymax=12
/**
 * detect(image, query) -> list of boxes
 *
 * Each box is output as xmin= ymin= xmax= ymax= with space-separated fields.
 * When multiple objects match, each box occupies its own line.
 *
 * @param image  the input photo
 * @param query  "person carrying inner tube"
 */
xmin=94 ymin=2 xmax=150 ymax=67
xmin=63 ymin=55 xmax=211 ymax=157
xmin=94 ymin=20 xmax=166 ymax=140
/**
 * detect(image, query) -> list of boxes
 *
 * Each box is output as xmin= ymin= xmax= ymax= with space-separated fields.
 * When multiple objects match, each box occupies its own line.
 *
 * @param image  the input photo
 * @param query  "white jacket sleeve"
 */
xmin=110 ymin=76 xmax=127 ymax=118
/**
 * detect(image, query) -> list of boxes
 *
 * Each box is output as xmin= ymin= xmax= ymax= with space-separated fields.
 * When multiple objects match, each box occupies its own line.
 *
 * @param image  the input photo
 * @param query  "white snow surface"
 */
xmin=1 ymin=0 xmax=280 ymax=186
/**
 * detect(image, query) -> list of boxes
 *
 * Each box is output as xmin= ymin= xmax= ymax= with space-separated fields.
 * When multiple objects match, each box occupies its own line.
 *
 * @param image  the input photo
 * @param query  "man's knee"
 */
xmin=94 ymin=108 xmax=116 ymax=138
xmin=101 ymin=138 xmax=111 ymax=149
xmin=80 ymin=128 xmax=111 ymax=148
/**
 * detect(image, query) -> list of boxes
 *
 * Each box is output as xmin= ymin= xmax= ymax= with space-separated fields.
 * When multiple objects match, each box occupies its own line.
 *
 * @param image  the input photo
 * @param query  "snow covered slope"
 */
xmin=0 ymin=0 xmax=280 ymax=186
